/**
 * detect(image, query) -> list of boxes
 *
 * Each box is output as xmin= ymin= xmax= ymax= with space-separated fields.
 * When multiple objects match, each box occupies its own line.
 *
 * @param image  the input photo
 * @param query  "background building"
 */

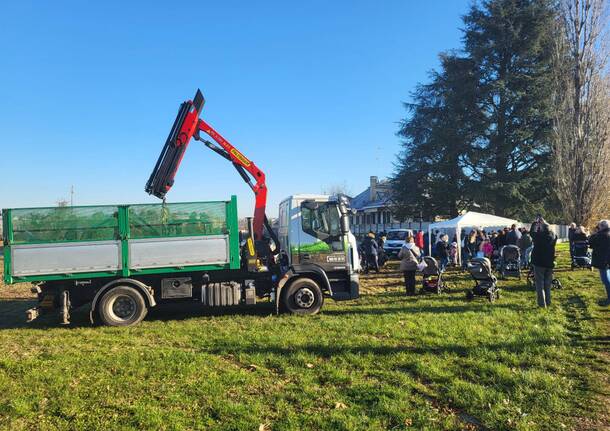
xmin=349 ymin=176 xmax=429 ymax=237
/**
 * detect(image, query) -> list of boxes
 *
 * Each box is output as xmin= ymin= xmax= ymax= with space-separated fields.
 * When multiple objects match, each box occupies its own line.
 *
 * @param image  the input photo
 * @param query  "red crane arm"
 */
xmin=196 ymin=119 xmax=268 ymax=241
xmin=145 ymin=89 xmax=268 ymax=241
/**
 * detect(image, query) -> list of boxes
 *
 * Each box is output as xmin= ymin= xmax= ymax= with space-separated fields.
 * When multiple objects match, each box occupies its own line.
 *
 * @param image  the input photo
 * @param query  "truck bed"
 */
xmin=2 ymin=197 xmax=240 ymax=284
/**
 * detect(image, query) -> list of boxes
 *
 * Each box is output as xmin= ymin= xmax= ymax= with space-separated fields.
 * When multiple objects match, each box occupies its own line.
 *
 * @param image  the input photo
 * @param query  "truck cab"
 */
xmin=277 ymin=195 xmax=359 ymax=303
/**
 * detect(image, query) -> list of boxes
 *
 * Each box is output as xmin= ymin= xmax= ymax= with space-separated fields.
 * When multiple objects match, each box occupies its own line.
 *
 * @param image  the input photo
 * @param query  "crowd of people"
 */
xmin=423 ymin=224 xmax=534 ymax=270
xmin=358 ymin=218 xmax=610 ymax=308
xmin=573 ymin=220 xmax=610 ymax=306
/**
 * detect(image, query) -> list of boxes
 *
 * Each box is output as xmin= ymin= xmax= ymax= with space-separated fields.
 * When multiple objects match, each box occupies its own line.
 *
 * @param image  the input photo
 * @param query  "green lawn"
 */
xmin=0 ymin=244 xmax=608 ymax=430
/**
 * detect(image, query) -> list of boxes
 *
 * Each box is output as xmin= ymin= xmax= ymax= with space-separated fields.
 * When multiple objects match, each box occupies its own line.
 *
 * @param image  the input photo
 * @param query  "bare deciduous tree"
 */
xmin=321 ymin=182 xmax=352 ymax=197
xmin=552 ymin=0 xmax=610 ymax=225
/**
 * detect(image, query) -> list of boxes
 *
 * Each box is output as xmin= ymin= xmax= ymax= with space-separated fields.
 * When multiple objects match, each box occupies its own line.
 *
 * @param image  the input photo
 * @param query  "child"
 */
xmin=481 ymin=239 xmax=494 ymax=259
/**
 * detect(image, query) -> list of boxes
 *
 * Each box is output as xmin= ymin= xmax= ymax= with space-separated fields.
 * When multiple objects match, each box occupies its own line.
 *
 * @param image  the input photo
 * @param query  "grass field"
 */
xmin=0 ymin=244 xmax=608 ymax=430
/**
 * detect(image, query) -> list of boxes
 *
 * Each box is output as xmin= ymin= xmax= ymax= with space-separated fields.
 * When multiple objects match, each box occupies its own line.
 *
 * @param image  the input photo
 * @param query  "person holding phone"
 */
xmin=530 ymin=216 xmax=557 ymax=308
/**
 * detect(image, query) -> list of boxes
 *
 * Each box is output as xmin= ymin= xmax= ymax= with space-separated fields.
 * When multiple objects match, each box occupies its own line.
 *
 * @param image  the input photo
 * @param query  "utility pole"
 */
xmin=70 ymin=185 xmax=74 ymax=207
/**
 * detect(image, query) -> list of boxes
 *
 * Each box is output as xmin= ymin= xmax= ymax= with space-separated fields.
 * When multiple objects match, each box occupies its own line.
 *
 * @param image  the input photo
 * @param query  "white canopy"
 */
xmin=428 ymin=211 xmax=521 ymax=265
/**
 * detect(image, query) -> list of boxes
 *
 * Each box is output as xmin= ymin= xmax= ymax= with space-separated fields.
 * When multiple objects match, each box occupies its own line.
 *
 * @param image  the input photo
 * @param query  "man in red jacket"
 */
xmin=415 ymin=230 xmax=424 ymax=250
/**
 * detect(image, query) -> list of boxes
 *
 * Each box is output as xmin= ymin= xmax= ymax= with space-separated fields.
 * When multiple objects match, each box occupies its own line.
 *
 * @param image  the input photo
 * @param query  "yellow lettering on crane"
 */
xmin=230 ymin=148 xmax=251 ymax=167
xmin=247 ymin=238 xmax=255 ymax=256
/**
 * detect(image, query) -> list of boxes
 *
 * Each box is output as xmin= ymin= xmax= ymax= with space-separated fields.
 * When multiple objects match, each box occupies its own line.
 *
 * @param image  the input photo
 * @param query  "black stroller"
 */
xmin=421 ymin=256 xmax=446 ymax=294
xmin=498 ymin=245 xmax=521 ymax=279
xmin=571 ymin=240 xmax=592 ymax=270
xmin=466 ymin=257 xmax=500 ymax=302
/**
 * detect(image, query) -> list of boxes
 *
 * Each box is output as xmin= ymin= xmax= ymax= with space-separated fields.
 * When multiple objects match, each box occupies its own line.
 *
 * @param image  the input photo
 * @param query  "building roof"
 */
xmin=350 ymin=179 xmax=392 ymax=211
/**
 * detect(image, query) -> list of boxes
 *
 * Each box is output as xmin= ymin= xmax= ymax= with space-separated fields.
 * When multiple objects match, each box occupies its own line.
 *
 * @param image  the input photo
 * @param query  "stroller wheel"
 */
xmin=466 ymin=290 xmax=474 ymax=301
xmin=488 ymin=290 xmax=496 ymax=303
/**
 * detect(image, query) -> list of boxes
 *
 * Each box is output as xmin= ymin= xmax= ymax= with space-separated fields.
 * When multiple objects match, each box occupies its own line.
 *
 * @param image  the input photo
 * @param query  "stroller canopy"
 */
xmin=428 ymin=211 xmax=521 ymax=265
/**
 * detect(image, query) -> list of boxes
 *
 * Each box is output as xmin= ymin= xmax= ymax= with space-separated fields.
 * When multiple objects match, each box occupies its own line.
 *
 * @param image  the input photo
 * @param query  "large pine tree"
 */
xmin=393 ymin=0 xmax=559 ymax=221
xmin=393 ymin=54 xmax=480 ymax=220
xmin=463 ymin=0 xmax=557 ymax=218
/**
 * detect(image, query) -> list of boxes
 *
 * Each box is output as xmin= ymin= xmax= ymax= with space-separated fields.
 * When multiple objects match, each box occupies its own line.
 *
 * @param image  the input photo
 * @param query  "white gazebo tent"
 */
xmin=428 ymin=211 xmax=521 ymax=266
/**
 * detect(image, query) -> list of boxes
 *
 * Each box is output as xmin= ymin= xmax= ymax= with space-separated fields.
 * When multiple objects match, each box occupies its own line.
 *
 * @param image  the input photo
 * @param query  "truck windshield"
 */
xmin=387 ymin=231 xmax=409 ymax=240
xmin=301 ymin=203 xmax=341 ymax=239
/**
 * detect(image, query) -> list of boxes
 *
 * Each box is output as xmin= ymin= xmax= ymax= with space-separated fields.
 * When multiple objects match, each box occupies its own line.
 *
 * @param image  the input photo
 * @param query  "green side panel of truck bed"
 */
xmin=2 ymin=197 xmax=240 ymax=284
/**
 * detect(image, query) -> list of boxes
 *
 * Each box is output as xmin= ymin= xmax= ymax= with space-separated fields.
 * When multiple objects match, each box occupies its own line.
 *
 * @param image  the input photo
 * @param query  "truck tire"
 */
xmin=98 ymin=285 xmax=148 ymax=327
xmin=281 ymin=277 xmax=323 ymax=315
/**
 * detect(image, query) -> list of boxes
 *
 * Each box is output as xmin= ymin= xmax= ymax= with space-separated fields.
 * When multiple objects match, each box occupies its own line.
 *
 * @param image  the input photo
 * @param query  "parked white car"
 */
xmin=383 ymin=229 xmax=413 ymax=258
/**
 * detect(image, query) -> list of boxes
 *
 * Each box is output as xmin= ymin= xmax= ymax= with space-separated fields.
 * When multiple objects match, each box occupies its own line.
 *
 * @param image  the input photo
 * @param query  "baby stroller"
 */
xmin=498 ymin=245 xmax=521 ymax=279
xmin=466 ymin=257 xmax=500 ymax=302
xmin=421 ymin=256 xmax=446 ymax=294
xmin=571 ymin=241 xmax=592 ymax=270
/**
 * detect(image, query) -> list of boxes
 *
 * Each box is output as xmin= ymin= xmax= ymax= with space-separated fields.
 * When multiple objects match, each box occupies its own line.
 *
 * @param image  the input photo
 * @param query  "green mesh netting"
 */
xmin=128 ymin=202 xmax=227 ymax=239
xmin=10 ymin=206 xmax=119 ymax=244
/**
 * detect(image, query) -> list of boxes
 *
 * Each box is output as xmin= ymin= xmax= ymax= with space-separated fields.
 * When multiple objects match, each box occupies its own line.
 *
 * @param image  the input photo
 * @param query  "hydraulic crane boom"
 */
xmin=145 ymin=89 xmax=270 ymax=241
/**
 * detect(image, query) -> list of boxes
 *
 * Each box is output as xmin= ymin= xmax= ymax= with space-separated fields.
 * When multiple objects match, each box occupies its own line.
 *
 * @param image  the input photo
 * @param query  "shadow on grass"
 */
xmin=203 ymin=337 xmax=556 ymax=360
xmin=0 ymin=298 xmax=276 ymax=330
xmin=323 ymin=302 xmax=524 ymax=316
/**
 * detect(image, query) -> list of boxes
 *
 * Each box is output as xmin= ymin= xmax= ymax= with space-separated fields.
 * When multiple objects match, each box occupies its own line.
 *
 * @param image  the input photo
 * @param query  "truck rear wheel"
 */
xmin=282 ymin=278 xmax=323 ymax=315
xmin=98 ymin=285 xmax=148 ymax=327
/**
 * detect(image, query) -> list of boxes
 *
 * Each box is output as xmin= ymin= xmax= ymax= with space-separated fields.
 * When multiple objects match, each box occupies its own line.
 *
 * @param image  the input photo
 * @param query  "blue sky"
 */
xmin=0 ymin=0 xmax=469 ymax=216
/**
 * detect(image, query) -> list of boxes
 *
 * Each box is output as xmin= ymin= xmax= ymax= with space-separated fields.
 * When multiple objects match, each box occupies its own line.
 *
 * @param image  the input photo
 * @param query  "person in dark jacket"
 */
xmin=530 ymin=218 xmax=557 ymax=308
xmin=588 ymin=220 xmax=610 ymax=305
xmin=377 ymin=234 xmax=388 ymax=267
xmin=362 ymin=231 xmax=379 ymax=273
xmin=430 ymin=230 xmax=439 ymax=256
xmin=572 ymin=226 xmax=588 ymax=243
xmin=496 ymin=229 xmax=507 ymax=248
xmin=436 ymin=234 xmax=450 ymax=271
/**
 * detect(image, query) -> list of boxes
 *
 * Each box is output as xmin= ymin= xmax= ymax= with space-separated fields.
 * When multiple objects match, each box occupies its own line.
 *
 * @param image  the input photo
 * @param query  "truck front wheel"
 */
xmin=282 ymin=278 xmax=323 ymax=315
xmin=98 ymin=285 xmax=148 ymax=327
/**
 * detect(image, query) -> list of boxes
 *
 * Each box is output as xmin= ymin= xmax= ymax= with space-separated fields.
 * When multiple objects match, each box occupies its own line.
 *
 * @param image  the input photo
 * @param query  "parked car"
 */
xmin=383 ymin=229 xmax=413 ymax=258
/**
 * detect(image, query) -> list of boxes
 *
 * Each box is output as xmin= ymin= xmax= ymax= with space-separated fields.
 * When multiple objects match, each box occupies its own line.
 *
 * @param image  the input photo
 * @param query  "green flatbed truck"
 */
xmin=2 ymin=89 xmax=360 ymax=326
xmin=2 ymin=194 xmax=360 ymax=326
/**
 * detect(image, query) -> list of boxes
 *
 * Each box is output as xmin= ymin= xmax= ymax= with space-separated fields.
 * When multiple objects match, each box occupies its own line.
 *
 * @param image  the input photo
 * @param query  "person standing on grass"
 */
xmin=436 ymin=234 xmax=450 ymax=271
xmin=362 ymin=231 xmax=379 ymax=274
xmin=398 ymin=234 xmax=420 ymax=296
xmin=530 ymin=217 xmax=557 ymax=308
xmin=588 ymin=220 xmax=610 ymax=306
xmin=568 ymin=222 xmax=577 ymax=258
xmin=518 ymin=228 xmax=533 ymax=268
